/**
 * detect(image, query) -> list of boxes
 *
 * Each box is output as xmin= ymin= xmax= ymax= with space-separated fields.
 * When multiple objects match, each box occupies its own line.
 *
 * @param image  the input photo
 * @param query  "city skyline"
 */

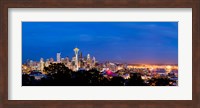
xmin=23 ymin=49 xmax=178 ymax=65
xmin=22 ymin=22 xmax=178 ymax=64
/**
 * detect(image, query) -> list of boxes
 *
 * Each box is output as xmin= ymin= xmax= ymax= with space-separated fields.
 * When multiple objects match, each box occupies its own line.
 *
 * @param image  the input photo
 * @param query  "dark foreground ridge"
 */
xmin=22 ymin=63 xmax=176 ymax=86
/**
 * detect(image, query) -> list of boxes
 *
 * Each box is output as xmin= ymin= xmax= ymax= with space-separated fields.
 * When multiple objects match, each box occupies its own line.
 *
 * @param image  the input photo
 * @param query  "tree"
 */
xmin=109 ymin=76 xmax=125 ymax=86
xmin=126 ymin=73 xmax=146 ymax=86
xmin=43 ymin=63 xmax=73 ymax=85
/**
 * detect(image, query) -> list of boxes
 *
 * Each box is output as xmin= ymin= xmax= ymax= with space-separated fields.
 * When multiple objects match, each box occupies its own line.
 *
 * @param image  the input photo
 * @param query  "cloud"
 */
xmin=78 ymin=34 xmax=93 ymax=42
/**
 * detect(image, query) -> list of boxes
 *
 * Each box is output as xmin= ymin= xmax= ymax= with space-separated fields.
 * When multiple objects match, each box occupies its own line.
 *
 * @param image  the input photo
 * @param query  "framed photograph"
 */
xmin=0 ymin=0 xmax=199 ymax=108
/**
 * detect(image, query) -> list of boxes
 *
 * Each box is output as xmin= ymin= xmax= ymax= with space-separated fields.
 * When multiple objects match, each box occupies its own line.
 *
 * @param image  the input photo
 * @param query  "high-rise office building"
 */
xmin=45 ymin=59 xmax=50 ymax=67
xmin=40 ymin=58 xmax=44 ymax=72
xmin=57 ymin=53 xmax=61 ymax=63
xmin=87 ymin=54 xmax=90 ymax=60
xmin=74 ymin=47 xmax=79 ymax=71
xmin=92 ymin=56 xmax=96 ymax=67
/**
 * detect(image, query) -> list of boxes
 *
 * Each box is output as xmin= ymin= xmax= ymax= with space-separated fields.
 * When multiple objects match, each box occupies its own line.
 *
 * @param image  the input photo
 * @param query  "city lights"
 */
xmin=22 ymin=48 xmax=178 ymax=86
xmin=22 ymin=22 xmax=178 ymax=86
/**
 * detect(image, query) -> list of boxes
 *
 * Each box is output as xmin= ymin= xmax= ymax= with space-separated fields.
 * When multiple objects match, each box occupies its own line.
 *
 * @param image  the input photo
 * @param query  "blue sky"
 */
xmin=22 ymin=22 xmax=178 ymax=64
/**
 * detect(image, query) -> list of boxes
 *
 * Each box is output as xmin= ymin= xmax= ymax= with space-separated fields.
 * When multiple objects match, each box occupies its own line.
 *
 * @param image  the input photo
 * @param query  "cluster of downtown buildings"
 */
xmin=23 ymin=47 xmax=98 ymax=72
xmin=22 ymin=47 xmax=178 ymax=86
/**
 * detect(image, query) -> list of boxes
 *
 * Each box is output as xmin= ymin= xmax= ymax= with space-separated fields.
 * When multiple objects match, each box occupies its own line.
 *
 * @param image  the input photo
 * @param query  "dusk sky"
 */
xmin=22 ymin=22 xmax=178 ymax=64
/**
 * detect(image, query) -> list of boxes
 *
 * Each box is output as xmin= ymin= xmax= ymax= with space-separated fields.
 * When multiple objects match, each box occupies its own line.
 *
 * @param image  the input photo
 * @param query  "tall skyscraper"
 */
xmin=45 ymin=59 xmax=50 ymax=67
xmin=87 ymin=54 xmax=90 ymax=60
xmin=40 ymin=58 xmax=44 ymax=72
xmin=79 ymin=52 xmax=83 ymax=59
xmin=57 ymin=53 xmax=61 ymax=63
xmin=74 ymin=47 xmax=79 ymax=71
xmin=92 ymin=56 xmax=96 ymax=67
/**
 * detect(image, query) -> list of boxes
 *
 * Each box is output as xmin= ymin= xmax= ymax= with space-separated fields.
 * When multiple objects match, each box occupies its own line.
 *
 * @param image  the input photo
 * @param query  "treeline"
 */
xmin=22 ymin=63 xmax=173 ymax=86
